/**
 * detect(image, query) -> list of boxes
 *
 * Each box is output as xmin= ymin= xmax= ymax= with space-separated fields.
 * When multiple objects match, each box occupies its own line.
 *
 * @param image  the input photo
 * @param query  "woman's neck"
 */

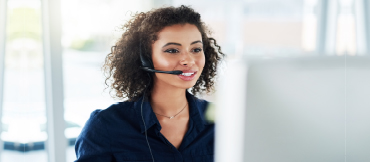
xmin=150 ymin=82 xmax=188 ymax=116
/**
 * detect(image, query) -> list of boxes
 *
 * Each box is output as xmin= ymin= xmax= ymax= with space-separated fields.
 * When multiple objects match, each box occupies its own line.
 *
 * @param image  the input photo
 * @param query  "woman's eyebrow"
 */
xmin=162 ymin=42 xmax=181 ymax=48
xmin=162 ymin=40 xmax=203 ymax=48
xmin=190 ymin=40 xmax=203 ymax=45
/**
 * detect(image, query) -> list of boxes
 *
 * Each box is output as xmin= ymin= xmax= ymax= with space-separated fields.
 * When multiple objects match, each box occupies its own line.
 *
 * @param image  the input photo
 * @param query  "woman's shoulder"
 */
xmin=191 ymin=96 xmax=211 ymax=111
xmin=75 ymin=101 xmax=137 ymax=161
xmin=86 ymin=101 xmax=137 ymax=124
xmin=191 ymin=96 xmax=215 ymax=124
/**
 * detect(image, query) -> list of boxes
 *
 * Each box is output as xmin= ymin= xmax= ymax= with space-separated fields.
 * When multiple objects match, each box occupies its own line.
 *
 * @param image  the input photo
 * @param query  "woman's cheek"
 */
xmin=153 ymin=55 xmax=173 ymax=70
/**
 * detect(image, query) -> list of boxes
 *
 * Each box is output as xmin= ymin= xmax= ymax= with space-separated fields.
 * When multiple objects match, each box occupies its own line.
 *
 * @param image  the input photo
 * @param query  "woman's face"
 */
xmin=151 ymin=23 xmax=205 ymax=90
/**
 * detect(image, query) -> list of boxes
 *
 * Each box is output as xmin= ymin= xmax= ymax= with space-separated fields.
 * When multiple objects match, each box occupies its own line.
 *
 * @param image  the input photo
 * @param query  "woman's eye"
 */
xmin=165 ymin=49 xmax=179 ymax=53
xmin=193 ymin=48 xmax=203 ymax=53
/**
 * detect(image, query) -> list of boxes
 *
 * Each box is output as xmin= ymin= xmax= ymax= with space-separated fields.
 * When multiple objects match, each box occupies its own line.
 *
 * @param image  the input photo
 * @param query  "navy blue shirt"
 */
xmin=75 ymin=91 xmax=214 ymax=162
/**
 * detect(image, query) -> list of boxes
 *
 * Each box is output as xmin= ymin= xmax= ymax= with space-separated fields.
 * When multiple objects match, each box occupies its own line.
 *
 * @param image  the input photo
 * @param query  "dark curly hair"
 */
xmin=103 ymin=5 xmax=224 ymax=101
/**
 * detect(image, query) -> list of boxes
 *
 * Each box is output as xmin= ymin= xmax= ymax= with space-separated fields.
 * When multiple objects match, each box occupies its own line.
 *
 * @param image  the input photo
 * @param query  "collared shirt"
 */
xmin=75 ymin=91 xmax=214 ymax=162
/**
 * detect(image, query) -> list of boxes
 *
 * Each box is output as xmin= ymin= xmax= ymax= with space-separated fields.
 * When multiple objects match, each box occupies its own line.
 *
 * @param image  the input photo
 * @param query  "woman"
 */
xmin=75 ymin=5 xmax=224 ymax=162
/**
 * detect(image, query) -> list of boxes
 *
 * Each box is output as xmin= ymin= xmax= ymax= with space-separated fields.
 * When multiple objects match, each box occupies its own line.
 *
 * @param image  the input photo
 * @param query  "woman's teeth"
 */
xmin=181 ymin=72 xmax=194 ymax=76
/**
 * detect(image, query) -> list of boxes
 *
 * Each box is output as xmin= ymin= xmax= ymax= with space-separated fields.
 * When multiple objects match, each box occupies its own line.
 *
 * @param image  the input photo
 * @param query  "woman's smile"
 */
xmin=178 ymin=70 xmax=197 ymax=81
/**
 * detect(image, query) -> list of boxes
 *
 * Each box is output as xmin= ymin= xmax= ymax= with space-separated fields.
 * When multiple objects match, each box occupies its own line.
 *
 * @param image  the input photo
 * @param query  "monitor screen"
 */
xmin=215 ymin=56 xmax=370 ymax=162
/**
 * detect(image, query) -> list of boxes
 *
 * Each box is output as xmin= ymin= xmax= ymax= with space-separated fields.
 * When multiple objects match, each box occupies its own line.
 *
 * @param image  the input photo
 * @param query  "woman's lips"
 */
xmin=177 ymin=71 xmax=197 ymax=81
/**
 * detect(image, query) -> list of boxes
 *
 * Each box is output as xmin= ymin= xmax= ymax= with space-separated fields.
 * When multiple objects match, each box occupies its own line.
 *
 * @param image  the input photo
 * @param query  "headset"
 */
xmin=139 ymin=41 xmax=184 ymax=162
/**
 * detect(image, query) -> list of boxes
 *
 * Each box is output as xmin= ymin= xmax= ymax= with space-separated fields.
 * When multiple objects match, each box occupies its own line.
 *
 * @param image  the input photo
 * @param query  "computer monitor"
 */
xmin=215 ymin=56 xmax=370 ymax=162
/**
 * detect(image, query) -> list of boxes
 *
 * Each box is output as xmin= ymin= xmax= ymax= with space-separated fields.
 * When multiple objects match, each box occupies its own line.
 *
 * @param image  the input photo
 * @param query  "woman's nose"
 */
xmin=180 ymin=52 xmax=195 ymax=66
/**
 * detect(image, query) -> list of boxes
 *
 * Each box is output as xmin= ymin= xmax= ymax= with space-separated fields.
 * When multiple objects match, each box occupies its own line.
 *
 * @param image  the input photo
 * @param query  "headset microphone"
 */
xmin=140 ymin=67 xmax=183 ymax=75
xmin=139 ymin=42 xmax=183 ymax=75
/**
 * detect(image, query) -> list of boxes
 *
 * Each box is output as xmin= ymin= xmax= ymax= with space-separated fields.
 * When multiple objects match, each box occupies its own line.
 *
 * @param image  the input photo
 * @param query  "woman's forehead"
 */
xmin=156 ymin=24 xmax=202 ymax=43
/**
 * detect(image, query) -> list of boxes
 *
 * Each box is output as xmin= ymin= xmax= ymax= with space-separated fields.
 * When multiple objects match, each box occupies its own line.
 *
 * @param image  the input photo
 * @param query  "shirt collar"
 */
xmin=134 ymin=91 xmax=207 ymax=134
xmin=134 ymin=95 xmax=159 ymax=134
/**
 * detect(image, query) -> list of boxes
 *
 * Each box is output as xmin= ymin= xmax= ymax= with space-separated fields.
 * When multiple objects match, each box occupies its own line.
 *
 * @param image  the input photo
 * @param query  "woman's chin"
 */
xmin=172 ymin=82 xmax=196 ymax=90
xmin=155 ymin=76 xmax=198 ymax=90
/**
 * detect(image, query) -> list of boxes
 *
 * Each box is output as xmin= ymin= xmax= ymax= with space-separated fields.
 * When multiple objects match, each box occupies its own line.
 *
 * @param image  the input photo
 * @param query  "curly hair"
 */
xmin=103 ymin=5 xmax=224 ymax=101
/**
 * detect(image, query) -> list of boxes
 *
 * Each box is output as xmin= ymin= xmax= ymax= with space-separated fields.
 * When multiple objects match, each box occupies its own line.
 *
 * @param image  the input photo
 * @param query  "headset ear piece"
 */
xmin=140 ymin=52 xmax=152 ymax=68
xmin=140 ymin=42 xmax=154 ymax=68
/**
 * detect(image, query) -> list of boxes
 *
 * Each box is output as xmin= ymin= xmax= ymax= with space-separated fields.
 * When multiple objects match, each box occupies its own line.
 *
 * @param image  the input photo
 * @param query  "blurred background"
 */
xmin=0 ymin=0 xmax=363 ymax=161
